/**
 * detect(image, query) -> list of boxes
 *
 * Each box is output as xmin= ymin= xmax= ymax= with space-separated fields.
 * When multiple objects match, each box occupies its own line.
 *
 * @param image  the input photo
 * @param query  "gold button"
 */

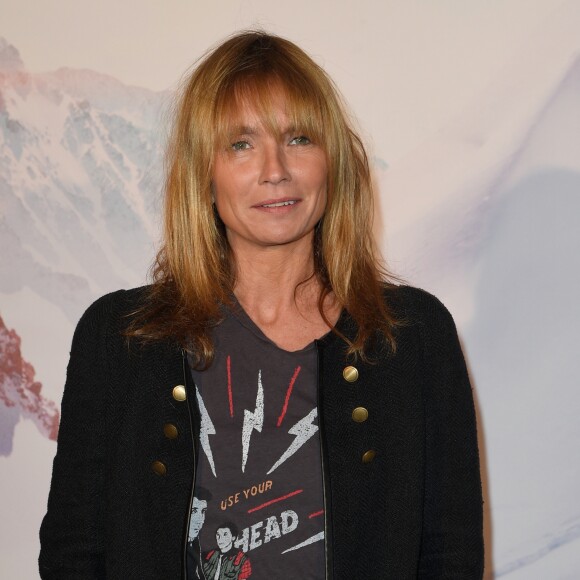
xmin=343 ymin=366 xmax=359 ymax=383
xmin=163 ymin=423 xmax=179 ymax=439
xmin=151 ymin=460 xmax=167 ymax=476
xmin=362 ymin=450 xmax=376 ymax=464
xmin=352 ymin=407 xmax=369 ymax=422
xmin=172 ymin=385 xmax=187 ymax=401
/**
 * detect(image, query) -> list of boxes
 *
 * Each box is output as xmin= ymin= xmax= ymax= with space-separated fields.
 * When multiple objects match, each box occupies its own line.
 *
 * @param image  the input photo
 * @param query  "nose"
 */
xmin=259 ymin=143 xmax=290 ymax=185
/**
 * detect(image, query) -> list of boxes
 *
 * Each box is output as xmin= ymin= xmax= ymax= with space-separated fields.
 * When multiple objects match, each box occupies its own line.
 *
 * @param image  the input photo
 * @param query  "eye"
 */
xmin=230 ymin=140 xmax=251 ymax=151
xmin=289 ymin=135 xmax=311 ymax=146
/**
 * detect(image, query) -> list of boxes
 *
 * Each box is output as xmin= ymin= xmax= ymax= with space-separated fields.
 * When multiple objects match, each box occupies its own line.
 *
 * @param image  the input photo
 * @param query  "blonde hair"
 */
xmin=127 ymin=31 xmax=399 ymax=364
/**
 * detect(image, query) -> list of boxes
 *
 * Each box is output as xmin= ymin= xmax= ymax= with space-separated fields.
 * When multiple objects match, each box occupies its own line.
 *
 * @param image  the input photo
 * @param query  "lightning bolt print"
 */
xmin=281 ymin=531 xmax=325 ymax=554
xmin=241 ymin=370 xmax=265 ymax=472
xmin=267 ymin=407 xmax=318 ymax=474
xmin=195 ymin=386 xmax=217 ymax=477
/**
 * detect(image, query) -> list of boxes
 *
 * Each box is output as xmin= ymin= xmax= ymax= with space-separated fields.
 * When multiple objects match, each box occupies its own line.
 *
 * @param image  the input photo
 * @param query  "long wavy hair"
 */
xmin=127 ymin=31 xmax=399 ymax=365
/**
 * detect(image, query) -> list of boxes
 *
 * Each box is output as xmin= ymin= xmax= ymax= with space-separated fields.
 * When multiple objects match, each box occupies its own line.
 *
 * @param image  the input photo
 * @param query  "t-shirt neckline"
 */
xmin=226 ymin=300 xmax=331 ymax=355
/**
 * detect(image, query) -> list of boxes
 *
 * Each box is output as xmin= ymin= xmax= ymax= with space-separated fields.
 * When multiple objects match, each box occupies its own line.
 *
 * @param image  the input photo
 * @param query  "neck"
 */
xmin=228 ymin=236 xmax=340 ymax=351
xmin=232 ymin=241 xmax=320 ymax=314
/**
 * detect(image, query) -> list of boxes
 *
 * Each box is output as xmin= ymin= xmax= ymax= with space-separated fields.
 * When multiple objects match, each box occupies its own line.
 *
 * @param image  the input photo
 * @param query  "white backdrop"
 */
xmin=1 ymin=1 xmax=580 ymax=577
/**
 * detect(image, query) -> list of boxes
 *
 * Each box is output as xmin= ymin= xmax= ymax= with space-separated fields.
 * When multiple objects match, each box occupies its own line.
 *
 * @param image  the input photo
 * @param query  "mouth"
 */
xmin=254 ymin=198 xmax=300 ymax=209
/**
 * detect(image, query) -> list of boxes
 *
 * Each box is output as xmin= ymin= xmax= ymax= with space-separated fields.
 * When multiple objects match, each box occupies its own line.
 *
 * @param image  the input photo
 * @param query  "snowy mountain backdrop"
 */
xmin=0 ymin=37 xmax=168 ymax=422
xmin=1 ymin=25 xmax=580 ymax=579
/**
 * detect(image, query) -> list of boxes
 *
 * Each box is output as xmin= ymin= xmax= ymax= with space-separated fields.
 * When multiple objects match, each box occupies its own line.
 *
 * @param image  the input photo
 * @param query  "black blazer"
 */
xmin=39 ymin=285 xmax=483 ymax=579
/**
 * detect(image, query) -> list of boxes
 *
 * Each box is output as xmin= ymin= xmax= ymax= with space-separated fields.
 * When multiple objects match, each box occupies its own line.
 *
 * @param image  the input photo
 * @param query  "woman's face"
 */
xmin=212 ymin=95 xmax=328 ymax=255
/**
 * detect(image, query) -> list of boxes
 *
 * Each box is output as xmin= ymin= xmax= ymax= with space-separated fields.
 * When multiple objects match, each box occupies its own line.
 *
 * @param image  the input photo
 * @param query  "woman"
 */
xmin=39 ymin=31 xmax=483 ymax=579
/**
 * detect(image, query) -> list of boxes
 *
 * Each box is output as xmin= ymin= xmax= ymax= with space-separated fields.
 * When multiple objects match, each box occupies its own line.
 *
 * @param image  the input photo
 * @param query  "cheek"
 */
xmin=211 ymin=178 xmax=235 ymax=224
xmin=212 ymin=172 xmax=249 ymax=216
xmin=212 ymin=158 xmax=238 ymax=205
xmin=310 ymin=157 xmax=328 ymax=197
xmin=211 ymin=176 xmax=229 ymax=206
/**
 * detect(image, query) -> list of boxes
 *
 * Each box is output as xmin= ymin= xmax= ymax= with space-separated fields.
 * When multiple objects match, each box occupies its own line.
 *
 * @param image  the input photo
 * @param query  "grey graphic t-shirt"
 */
xmin=186 ymin=304 xmax=326 ymax=580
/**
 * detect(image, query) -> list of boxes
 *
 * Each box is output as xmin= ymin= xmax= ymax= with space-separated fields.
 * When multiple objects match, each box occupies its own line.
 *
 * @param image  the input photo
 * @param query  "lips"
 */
xmin=261 ymin=200 xmax=297 ymax=208
xmin=253 ymin=198 xmax=300 ymax=208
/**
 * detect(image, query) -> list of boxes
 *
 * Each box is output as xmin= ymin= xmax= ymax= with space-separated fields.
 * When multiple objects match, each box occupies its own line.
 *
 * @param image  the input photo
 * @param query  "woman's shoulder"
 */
xmin=383 ymin=283 xmax=458 ymax=334
xmin=382 ymin=285 xmax=467 ymax=375
xmin=74 ymin=285 xmax=151 ymax=337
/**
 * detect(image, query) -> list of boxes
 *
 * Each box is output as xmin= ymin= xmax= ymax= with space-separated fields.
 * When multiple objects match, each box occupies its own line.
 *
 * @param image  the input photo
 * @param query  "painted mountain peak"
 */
xmin=0 ymin=39 xmax=167 ymax=325
xmin=0 ymin=313 xmax=59 ymax=454
xmin=0 ymin=38 xmax=24 ymax=72
xmin=1 ymin=41 xmax=168 ymax=451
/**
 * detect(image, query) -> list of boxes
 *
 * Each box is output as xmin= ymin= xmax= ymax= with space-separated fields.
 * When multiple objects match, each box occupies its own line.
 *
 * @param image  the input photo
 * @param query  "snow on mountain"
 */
xmin=385 ymin=50 xmax=580 ymax=578
xmin=0 ymin=39 xmax=169 ymax=449
xmin=462 ymin=56 xmax=580 ymax=578
xmin=0 ymin=39 xmax=168 ymax=324
xmin=381 ymin=3 xmax=580 ymax=315
xmin=470 ymin=167 xmax=580 ymax=577
xmin=0 ymin=416 xmax=56 ymax=579
xmin=0 ymin=312 xmax=59 ymax=455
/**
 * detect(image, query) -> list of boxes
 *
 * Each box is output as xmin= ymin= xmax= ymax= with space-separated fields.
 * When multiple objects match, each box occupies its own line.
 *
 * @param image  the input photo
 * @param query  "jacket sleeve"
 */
xmin=39 ymin=291 xmax=125 ymax=579
xmin=416 ymin=293 xmax=484 ymax=579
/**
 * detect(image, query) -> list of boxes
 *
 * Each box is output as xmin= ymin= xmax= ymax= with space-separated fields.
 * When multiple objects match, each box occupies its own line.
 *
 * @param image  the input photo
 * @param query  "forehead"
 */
xmin=191 ymin=498 xmax=207 ymax=508
xmin=221 ymin=88 xmax=292 ymax=133
xmin=216 ymin=78 xmax=321 ymax=143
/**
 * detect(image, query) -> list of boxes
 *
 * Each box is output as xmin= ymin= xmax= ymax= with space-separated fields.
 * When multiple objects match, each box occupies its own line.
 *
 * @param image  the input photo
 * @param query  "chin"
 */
xmin=256 ymin=230 xmax=312 ymax=248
